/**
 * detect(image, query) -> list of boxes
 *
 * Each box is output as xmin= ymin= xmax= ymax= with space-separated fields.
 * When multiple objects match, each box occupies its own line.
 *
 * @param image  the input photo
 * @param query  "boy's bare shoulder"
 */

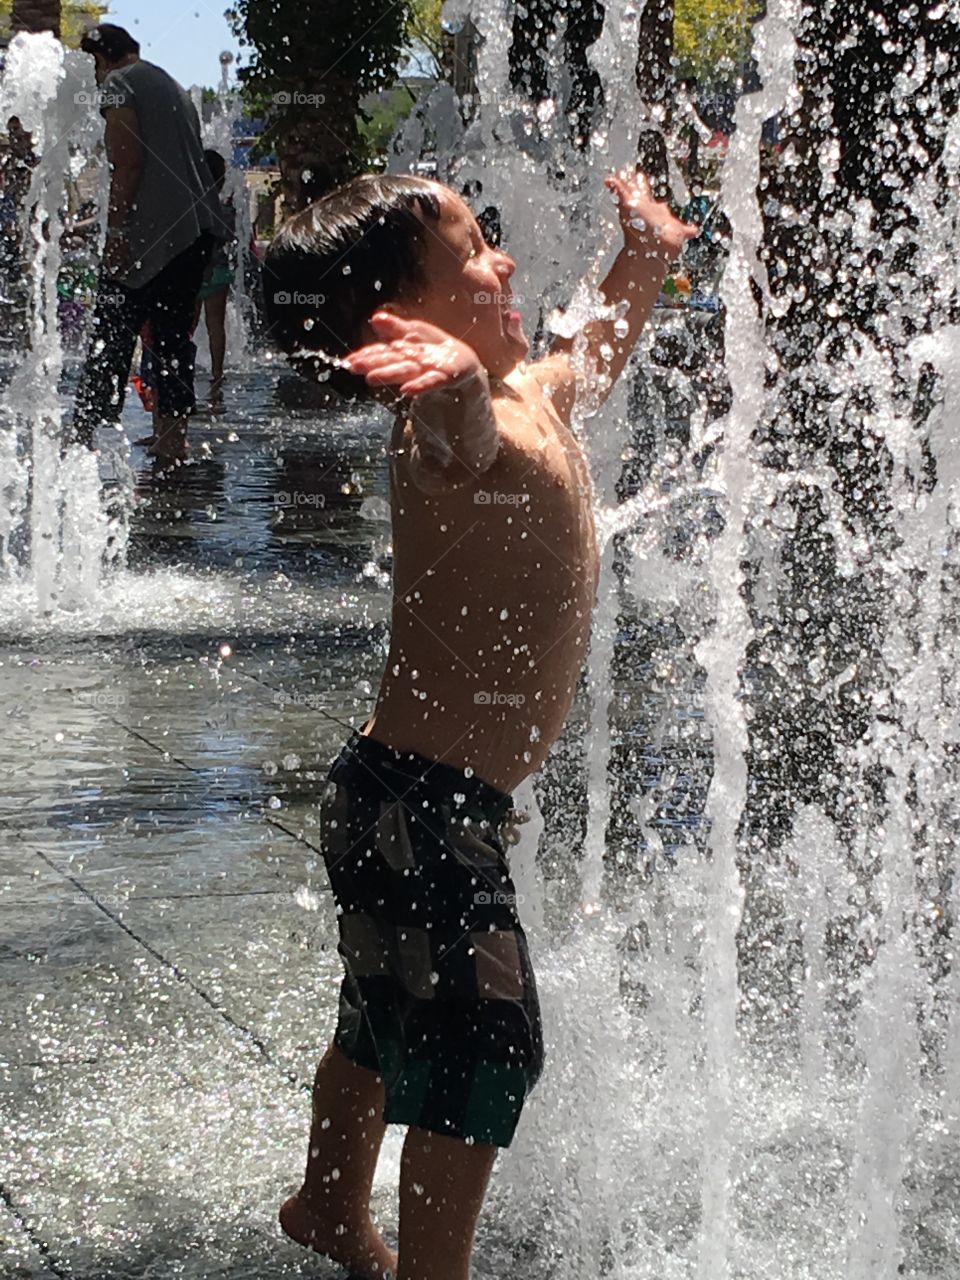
xmin=502 ymin=353 xmax=577 ymax=428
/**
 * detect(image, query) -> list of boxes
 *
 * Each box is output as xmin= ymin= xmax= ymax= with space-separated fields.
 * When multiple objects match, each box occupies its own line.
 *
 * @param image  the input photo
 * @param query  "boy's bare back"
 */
xmin=365 ymin=373 xmax=600 ymax=793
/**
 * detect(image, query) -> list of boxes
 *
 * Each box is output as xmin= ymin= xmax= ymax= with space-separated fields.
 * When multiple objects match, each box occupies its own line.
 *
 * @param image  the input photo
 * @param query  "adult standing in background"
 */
xmin=71 ymin=24 xmax=220 ymax=463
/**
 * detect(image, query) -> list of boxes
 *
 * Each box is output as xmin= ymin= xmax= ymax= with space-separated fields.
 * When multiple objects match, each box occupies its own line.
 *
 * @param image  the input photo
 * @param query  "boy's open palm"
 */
xmin=344 ymin=312 xmax=484 ymax=399
xmin=605 ymin=170 xmax=699 ymax=261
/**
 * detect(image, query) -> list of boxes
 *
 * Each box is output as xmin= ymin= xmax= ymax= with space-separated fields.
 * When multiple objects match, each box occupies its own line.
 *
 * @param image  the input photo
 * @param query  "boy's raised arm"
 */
xmin=344 ymin=312 xmax=499 ymax=495
xmin=532 ymin=171 xmax=699 ymax=423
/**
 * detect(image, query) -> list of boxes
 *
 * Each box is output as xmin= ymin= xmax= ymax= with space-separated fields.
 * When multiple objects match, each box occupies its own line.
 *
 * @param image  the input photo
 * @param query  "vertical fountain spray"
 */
xmin=786 ymin=804 xmax=839 ymax=1099
xmin=578 ymin=0 xmax=646 ymax=917
xmin=199 ymin=51 xmax=254 ymax=370
xmin=0 ymin=32 xmax=116 ymax=616
xmin=694 ymin=4 xmax=797 ymax=1275
xmin=387 ymin=0 xmax=960 ymax=1274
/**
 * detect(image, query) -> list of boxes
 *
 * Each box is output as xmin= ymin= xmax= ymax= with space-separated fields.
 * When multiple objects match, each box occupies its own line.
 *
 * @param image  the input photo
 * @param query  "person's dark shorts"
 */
xmin=72 ymin=232 xmax=213 ymax=446
xmin=321 ymin=730 xmax=544 ymax=1148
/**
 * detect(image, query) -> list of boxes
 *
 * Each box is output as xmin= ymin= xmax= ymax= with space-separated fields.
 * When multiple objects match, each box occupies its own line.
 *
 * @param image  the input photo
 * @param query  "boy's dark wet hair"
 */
xmin=79 ymin=24 xmax=141 ymax=62
xmin=263 ymin=174 xmax=442 ymax=400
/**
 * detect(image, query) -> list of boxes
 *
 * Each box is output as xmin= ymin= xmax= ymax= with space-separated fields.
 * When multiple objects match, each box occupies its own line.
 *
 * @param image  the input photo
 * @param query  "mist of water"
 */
xmin=0 ymin=33 xmax=121 ymax=617
xmin=393 ymin=0 xmax=960 ymax=1274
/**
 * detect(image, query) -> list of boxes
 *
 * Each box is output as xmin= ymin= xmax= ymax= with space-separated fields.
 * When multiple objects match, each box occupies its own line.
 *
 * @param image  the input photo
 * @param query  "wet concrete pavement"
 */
xmin=0 ymin=369 xmax=410 ymax=1279
xmin=0 ymin=364 xmax=701 ymax=1280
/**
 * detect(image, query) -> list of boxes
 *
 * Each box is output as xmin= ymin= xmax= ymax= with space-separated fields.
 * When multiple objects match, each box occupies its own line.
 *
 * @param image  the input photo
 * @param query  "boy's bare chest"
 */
xmin=495 ymin=405 xmax=597 ymax=556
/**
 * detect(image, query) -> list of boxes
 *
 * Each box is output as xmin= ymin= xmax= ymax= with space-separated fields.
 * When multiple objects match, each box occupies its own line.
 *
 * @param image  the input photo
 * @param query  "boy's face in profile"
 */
xmin=385 ymin=183 xmax=529 ymax=381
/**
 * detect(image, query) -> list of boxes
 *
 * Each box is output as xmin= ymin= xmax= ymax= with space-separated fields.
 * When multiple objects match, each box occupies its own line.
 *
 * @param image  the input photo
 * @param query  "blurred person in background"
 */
xmin=71 ymin=23 xmax=219 ymax=463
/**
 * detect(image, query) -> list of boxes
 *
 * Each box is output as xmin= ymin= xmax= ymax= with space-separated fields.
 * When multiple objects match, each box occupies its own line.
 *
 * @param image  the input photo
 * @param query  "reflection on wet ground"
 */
xmin=0 ymin=365 xmax=700 ymax=1279
xmin=0 ymin=367 xmax=402 ymax=1279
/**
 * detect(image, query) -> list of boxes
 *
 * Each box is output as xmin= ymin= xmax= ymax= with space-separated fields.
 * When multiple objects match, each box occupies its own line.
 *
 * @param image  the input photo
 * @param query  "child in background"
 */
xmin=194 ymin=148 xmax=237 ymax=400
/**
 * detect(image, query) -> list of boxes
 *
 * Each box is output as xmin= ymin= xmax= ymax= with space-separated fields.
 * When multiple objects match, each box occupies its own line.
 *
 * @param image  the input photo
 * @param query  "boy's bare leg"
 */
xmin=397 ymin=1128 xmax=498 ymax=1280
xmin=280 ymin=1043 xmax=397 ymax=1280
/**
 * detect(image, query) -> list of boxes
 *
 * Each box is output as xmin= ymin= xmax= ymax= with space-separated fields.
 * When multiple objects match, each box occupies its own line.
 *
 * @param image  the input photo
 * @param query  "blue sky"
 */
xmin=104 ymin=0 xmax=243 ymax=90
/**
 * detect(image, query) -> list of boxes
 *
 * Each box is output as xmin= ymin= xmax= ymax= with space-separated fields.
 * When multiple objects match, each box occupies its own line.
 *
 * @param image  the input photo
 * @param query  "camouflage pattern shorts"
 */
xmin=320 ymin=729 xmax=544 ymax=1148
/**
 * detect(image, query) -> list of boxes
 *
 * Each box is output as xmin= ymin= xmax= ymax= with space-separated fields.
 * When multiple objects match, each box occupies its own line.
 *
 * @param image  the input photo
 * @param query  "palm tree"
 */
xmin=230 ymin=0 xmax=414 ymax=214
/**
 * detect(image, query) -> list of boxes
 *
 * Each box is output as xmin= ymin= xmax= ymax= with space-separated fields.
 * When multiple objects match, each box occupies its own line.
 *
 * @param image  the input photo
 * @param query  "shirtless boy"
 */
xmin=263 ymin=170 xmax=696 ymax=1280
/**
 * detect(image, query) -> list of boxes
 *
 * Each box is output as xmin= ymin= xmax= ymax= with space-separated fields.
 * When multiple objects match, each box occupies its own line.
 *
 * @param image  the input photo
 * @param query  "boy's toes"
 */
xmin=279 ymin=1194 xmax=396 ymax=1280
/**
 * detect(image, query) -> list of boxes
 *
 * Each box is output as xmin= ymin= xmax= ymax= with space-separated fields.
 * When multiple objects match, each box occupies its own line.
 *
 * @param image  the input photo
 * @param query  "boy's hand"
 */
xmin=344 ymin=312 xmax=484 ymax=399
xmin=531 ymin=172 xmax=700 ymax=424
xmin=346 ymin=311 xmax=499 ymax=492
xmin=604 ymin=170 xmax=699 ymax=262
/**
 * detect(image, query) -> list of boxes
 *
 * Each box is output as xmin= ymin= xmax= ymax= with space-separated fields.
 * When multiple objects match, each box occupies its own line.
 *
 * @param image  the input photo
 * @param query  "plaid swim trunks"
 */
xmin=320 ymin=729 xmax=544 ymax=1148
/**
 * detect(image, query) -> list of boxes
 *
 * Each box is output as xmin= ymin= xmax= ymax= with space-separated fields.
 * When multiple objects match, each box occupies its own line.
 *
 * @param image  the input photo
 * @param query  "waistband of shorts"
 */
xmin=330 ymin=728 xmax=514 ymax=827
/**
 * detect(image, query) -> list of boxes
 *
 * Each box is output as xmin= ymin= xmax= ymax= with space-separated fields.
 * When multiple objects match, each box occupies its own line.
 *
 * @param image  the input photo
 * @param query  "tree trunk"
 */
xmin=11 ymin=0 xmax=61 ymax=37
xmin=273 ymin=78 xmax=366 ymax=215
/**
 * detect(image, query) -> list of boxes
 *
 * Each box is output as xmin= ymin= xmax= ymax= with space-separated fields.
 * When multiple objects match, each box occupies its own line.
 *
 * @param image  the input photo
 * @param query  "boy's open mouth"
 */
xmin=501 ymin=300 xmax=524 ymax=339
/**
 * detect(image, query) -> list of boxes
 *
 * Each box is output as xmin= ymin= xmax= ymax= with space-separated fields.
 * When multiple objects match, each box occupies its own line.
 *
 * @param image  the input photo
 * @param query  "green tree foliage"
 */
xmin=358 ymin=86 xmax=418 ymax=166
xmin=227 ymin=0 xmax=414 ymax=213
xmin=674 ymin=0 xmax=760 ymax=88
xmin=405 ymin=0 xmax=443 ymax=69
xmin=0 ymin=0 xmax=106 ymax=43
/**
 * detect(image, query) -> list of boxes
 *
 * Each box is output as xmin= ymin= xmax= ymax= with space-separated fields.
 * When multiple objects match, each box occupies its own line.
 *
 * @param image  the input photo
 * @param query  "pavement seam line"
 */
xmin=12 ymin=837 xmax=310 ymax=1101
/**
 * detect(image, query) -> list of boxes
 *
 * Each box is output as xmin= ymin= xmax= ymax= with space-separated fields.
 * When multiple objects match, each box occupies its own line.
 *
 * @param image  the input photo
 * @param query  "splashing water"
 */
xmin=0 ymin=33 xmax=123 ymax=616
xmin=393 ymin=0 xmax=960 ymax=1275
xmin=0 ymin=38 xmax=263 ymax=631
xmin=2 ymin=2 xmax=959 ymax=1276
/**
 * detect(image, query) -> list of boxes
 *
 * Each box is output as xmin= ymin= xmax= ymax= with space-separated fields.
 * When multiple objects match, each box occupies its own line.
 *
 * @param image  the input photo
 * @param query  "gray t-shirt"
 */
xmin=101 ymin=60 xmax=219 ymax=288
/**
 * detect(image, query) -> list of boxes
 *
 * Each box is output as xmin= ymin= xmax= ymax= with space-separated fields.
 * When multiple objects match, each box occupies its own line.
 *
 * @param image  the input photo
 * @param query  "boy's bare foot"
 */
xmin=279 ymin=1193 xmax=397 ymax=1280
